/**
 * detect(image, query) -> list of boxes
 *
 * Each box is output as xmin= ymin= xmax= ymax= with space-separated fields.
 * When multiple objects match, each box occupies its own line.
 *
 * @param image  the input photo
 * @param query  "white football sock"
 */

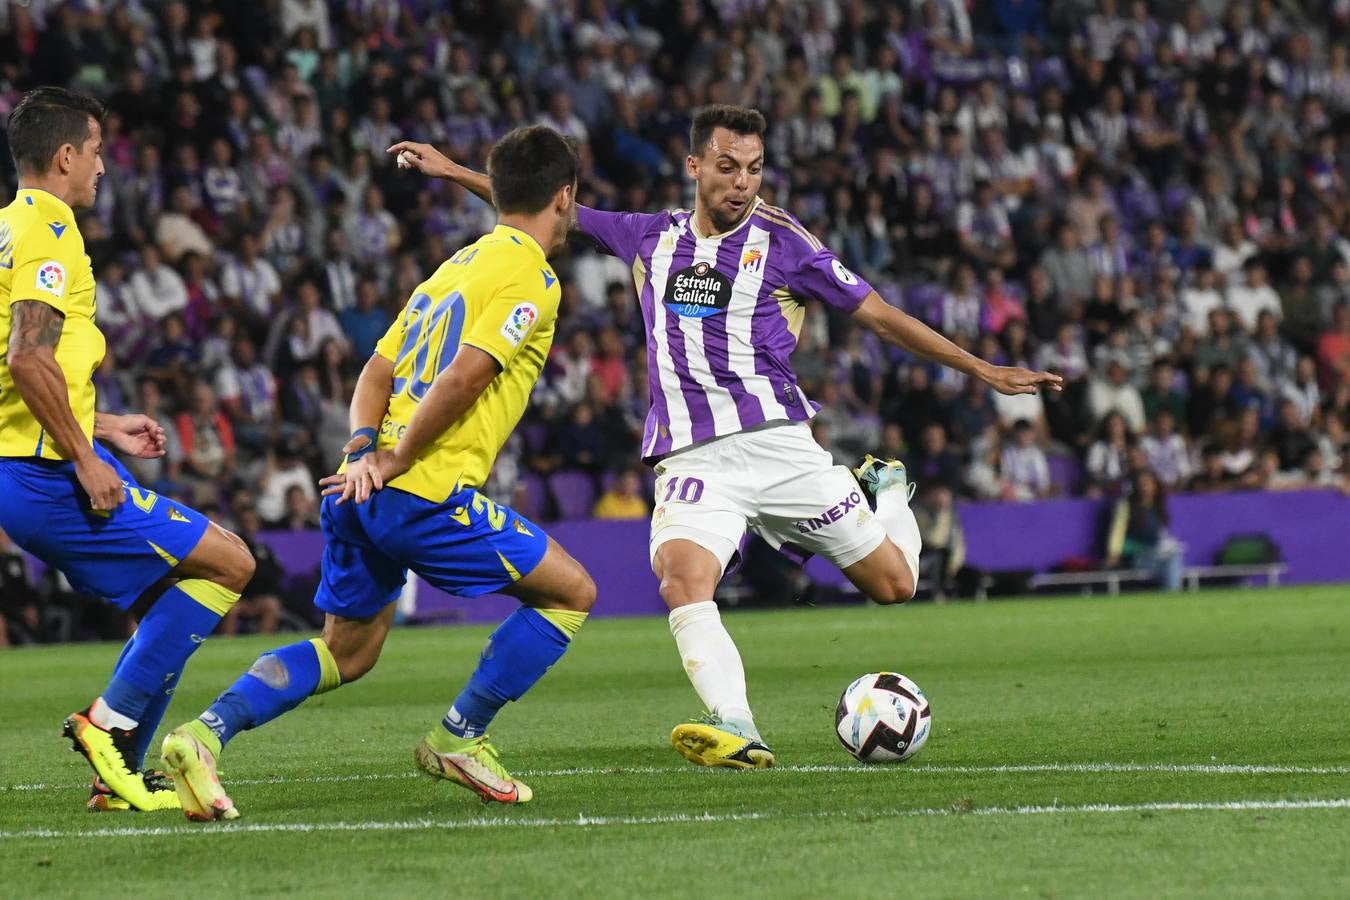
xmin=873 ymin=486 xmax=922 ymax=591
xmin=668 ymin=600 xmax=757 ymax=735
xmin=90 ymin=696 xmax=139 ymax=731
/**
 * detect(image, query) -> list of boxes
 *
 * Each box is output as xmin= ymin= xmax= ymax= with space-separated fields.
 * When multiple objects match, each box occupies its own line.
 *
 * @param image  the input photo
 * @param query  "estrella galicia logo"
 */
xmin=663 ymin=261 xmax=732 ymax=318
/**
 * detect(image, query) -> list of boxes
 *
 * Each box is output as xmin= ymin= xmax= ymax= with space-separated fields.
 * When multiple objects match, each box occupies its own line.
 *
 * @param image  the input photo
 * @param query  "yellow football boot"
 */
xmin=414 ymin=731 xmax=533 ymax=804
xmin=161 ymin=722 xmax=239 ymax=822
xmin=62 ymin=708 xmax=159 ymax=811
xmin=88 ymin=772 xmax=181 ymax=812
xmin=671 ymin=714 xmax=775 ymax=769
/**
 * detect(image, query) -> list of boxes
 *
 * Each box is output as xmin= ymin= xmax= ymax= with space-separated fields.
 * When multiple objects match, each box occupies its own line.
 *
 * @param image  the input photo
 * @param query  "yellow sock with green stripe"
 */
xmin=196 ymin=638 xmax=341 ymax=751
xmin=435 ymin=607 xmax=587 ymax=744
xmin=96 ymin=580 xmax=238 ymax=731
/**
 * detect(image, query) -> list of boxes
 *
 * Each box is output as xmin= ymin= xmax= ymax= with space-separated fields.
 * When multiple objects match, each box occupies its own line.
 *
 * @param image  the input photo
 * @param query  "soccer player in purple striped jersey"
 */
xmin=388 ymin=106 xmax=1061 ymax=769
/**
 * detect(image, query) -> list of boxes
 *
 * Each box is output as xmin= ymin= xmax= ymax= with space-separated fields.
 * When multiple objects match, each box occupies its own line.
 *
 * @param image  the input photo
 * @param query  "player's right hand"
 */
xmin=386 ymin=141 xmax=457 ymax=179
xmin=76 ymin=456 xmax=126 ymax=512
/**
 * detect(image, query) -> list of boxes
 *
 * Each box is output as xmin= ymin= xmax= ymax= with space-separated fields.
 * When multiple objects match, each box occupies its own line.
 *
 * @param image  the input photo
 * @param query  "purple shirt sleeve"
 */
xmin=576 ymin=206 xmax=664 ymax=265
xmin=787 ymin=241 xmax=874 ymax=313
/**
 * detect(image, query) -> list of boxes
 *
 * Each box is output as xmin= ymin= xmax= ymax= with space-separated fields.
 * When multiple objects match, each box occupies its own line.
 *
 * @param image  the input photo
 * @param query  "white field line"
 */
xmin=3 ymin=762 xmax=1347 ymax=794
xmin=2 ymin=798 xmax=1348 ymax=841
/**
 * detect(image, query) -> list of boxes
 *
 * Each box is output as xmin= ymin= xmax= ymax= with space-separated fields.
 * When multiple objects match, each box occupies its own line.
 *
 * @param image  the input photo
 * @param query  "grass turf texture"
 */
xmin=2 ymin=586 xmax=1348 ymax=899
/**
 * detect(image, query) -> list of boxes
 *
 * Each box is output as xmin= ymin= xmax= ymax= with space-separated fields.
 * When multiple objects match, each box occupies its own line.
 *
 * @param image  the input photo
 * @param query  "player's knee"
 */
xmin=567 ymin=569 xmax=597 ymax=613
xmin=870 ymin=569 xmax=916 ymax=606
xmin=658 ymin=571 xmax=712 ymax=607
xmin=224 ymin=546 xmax=256 ymax=594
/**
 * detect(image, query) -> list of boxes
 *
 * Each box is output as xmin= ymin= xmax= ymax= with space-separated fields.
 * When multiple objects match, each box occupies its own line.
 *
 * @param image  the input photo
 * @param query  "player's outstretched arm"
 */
xmin=851 ymin=292 xmax=1063 ymax=396
xmin=7 ymin=301 xmax=124 ymax=509
xmin=386 ymin=141 xmax=494 ymax=205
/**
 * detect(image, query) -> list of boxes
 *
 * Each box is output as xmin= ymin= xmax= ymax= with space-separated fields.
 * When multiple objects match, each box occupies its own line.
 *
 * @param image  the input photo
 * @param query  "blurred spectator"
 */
xmin=0 ymin=528 xmax=40 ymax=647
xmin=1104 ymin=470 xmax=1184 ymax=590
xmin=221 ymin=503 xmax=285 ymax=637
xmin=593 ymin=469 xmax=649 ymax=520
xmin=1226 ymin=258 xmax=1281 ymax=332
xmin=1088 ymin=360 xmax=1146 ymax=433
xmin=175 ymin=380 xmax=236 ymax=505
xmin=1000 ymin=419 xmax=1051 ymax=501
xmin=1085 ymin=411 xmax=1134 ymax=496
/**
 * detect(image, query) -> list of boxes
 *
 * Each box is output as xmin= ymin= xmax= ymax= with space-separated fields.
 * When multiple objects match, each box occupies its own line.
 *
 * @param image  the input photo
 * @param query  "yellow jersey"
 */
xmin=371 ymin=224 xmax=560 ymax=503
xmin=0 ymin=189 xmax=103 ymax=460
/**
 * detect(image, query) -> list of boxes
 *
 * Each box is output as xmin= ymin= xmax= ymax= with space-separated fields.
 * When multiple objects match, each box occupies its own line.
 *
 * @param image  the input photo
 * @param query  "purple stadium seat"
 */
xmin=516 ymin=471 xmax=549 ymax=522
xmin=1047 ymin=453 xmax=1082 ymax=495
xmin=523 ymin=422 xmax=548 ymax=454
xmin=549 ymin=470 xmax=596 ymax=520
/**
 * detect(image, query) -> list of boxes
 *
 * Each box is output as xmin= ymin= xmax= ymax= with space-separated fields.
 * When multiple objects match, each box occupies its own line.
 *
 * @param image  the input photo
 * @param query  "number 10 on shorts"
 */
xmin=660 ymin=476 xmax=704 ymax=504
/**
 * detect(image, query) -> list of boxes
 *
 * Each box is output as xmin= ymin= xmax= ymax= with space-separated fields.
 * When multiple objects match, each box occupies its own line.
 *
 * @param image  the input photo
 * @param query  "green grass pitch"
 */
xmin=2 ymin=586 xmax=1348 ymax=898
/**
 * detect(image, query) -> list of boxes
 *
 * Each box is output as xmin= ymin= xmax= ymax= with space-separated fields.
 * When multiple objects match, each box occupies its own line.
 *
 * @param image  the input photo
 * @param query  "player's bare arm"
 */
xmin=318 ymin=352 xmax=395 ymax=503
xmin=851 ymin=292 xmax=1064 ymax=396
xmin=387 ymin=141 xmax=494 ymax=204
xmin=93 ymin=412 xmax=167 ymax=459
xmin=7 ymin=300 xmax=124 ymax=509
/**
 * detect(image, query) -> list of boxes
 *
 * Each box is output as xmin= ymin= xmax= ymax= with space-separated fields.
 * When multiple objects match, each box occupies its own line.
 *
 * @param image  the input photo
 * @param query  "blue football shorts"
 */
xmin=0 ymin=442 xmax=210 ymax=610
xmin=314 ymin=485 xmax=549 ymax=620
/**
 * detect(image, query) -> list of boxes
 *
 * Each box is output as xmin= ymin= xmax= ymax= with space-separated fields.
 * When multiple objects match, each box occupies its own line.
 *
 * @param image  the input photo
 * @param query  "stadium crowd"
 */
xmin=4 ymin=0 xmax=1350 ymax=638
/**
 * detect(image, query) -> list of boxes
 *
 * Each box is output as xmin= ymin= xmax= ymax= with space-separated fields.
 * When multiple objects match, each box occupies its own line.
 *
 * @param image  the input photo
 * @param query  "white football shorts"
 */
xmin=649 ymin=422 xmax=889 ymax=576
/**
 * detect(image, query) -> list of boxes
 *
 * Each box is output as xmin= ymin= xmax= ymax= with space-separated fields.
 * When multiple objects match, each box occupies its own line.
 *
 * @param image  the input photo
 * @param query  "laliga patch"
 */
xmin=663 ymin=261 xmax=733 ymax=318
xmin=35 ymin=260 xmax=66 ymax=298
xmin=500 ymin=303 xmax=539 ymax=346
xmin=831 ymin=259 xmax=858 ymax=286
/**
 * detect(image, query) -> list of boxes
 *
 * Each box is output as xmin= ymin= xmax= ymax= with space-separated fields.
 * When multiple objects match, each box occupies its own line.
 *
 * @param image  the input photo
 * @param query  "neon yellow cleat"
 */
xmin=88 ymin=772 xmax=181 ymax=812
xmin=671 ymin=714 xmax=775 ymax=769
xmin=160 ymin=723 xmax=239 ymax=822
xmin=414 ymin=732 xmax=533 ymax=804
xmin=62 ymin=708 xmax=159 ymax=811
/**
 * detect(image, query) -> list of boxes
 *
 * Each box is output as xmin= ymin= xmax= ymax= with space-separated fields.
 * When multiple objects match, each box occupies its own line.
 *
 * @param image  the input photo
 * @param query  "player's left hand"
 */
xmin=104 ymin=414 xmax=168 ymax=458
xmin=982 ymin=365 xmax=1064 ymax=396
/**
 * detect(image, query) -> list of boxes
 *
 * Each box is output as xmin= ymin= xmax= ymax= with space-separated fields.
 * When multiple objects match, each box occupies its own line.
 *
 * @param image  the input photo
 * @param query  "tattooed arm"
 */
xmin=7 ymin=301 xmax=124 ymax=509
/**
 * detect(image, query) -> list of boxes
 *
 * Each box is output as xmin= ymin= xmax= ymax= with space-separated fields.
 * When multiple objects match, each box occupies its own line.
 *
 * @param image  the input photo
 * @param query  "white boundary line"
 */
xmin=4 ymin=762 xmax=1347 ymax=794
xmin=2 ymin=799 xmax=1348 ymax=840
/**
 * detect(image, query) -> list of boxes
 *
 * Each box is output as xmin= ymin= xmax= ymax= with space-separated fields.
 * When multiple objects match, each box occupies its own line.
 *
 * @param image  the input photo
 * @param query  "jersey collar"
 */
xmin=16 ymin=187 xmax=75 ymax=219
xmin=492 ymin=223 xmax=546 ymax=260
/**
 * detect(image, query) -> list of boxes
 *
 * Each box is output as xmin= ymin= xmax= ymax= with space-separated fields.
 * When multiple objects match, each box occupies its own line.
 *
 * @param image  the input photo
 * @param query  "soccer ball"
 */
xmin=835 ymin=672 xmax=932 ymax=762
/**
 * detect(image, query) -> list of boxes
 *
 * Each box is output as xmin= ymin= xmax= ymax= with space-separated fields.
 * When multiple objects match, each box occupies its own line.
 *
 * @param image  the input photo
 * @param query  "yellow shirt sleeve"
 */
xmin=460 ymin=271 xmax=557 ymax=369
xmin=10 ymin=209 xmax=80 ymax=315
xmin=373 ymin=308 xmax=408 ymax=362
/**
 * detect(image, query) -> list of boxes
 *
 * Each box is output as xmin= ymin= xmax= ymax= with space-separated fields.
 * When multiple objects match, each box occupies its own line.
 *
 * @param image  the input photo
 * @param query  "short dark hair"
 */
xmin=7 ymin=86 xmax=105 ymax=175
xmin=689 ymin=105 xmax=767 ymax=157
xmin=487 ymin=125 xmax=579 ymax=215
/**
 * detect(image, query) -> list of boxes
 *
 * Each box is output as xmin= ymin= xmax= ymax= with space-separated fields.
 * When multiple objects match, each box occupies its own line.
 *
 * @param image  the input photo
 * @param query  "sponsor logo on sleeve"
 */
xmin=831 ymin=258 xmax=859 ymax=285
xmin=35 ymin=261 xmax=66 ymax=297
xmin=662 ymin=261 xmax=733 ymax=318
xmin=500 ymin=302 xmax=539 ymax=346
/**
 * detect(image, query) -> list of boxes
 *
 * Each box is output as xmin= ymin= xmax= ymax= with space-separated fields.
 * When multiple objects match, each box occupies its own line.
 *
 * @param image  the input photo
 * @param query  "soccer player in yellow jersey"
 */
xmin=162 ymin=126 xmax=595 ymax=818
xmin=0 ymin=87 xmax=255 ymax=813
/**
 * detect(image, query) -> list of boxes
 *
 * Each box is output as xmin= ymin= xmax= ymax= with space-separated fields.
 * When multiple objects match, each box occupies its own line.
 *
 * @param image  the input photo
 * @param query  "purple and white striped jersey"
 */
xmin=577 ymin=199 xmax=874 ymax=462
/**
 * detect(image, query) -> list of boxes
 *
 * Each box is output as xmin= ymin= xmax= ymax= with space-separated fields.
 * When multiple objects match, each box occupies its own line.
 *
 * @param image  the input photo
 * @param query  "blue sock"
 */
xmin=134 ymin=670 xmax=182 ymax=769
xmin=198 ymin=638 xmax=340 ymax=750
xmin=442 ymin=608 xmax=577 ymax=739
xmin=100 ymin=583 xmax=227 ymax=724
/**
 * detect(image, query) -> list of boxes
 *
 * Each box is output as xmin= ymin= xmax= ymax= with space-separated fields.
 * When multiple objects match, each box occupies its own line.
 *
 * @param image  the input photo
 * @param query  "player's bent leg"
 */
xmin=163 ymin=608 xmax=391 ymax=821
xmin=654 ymin=538 xmax=774 ymax=769
xmin=839 ymin=538 xmax=918 ymax=606
xmin=67 ymin=523 xmax=253 ymax=812
xmin=417 ymin=538 xmax=593 ymax=805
